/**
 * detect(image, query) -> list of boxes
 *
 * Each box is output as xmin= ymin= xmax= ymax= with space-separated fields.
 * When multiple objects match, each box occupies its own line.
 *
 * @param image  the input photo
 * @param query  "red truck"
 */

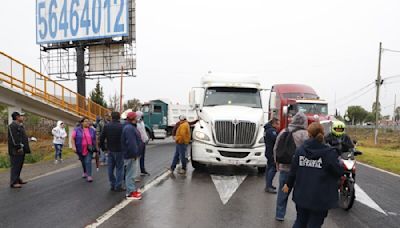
xmin=268 ymin=84 xmax=329 ymax=131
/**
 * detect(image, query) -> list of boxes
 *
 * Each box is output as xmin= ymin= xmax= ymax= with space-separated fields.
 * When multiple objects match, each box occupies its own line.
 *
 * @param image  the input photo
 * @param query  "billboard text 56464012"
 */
xmin=36 ymin=0 xmax=129 ymax=44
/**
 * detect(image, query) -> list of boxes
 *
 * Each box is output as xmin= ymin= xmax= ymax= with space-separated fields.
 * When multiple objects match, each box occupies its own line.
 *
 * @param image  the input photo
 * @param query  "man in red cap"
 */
xmin=121 ymin=112 xmax=142 ymax=200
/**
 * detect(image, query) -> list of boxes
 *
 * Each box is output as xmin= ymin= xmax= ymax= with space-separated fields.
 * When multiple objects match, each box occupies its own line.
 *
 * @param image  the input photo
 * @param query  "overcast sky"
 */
xmin=1 ymin=0 xmax=400 ymax=116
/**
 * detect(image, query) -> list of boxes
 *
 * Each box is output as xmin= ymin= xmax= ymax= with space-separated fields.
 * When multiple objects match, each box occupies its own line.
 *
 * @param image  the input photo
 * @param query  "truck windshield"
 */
xmin=203 ymin=87 xmax=262 ymax=108
xmin=295 ymin=103 xmax=328 ymax=115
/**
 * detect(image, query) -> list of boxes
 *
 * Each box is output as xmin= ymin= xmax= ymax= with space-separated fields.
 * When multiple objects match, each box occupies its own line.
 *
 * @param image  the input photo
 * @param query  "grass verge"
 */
xmin=357 ymin=146 xmax=400 ymax=175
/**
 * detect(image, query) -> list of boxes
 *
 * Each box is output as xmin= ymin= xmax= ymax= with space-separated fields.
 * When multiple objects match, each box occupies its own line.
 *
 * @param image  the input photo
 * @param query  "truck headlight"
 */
xmin=258 ymin=137 xmax=265 ymax=144
xmin=194 ymin=131 xmax=210 ymax=141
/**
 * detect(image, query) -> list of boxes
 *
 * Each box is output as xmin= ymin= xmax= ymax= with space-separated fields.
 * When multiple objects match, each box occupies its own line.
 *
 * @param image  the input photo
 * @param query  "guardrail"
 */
xmin=0 ymin=51 xmax=108 ymax=120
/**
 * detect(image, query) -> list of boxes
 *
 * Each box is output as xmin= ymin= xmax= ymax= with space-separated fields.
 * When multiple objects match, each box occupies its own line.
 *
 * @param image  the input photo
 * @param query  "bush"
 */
xmin=24 ymin=154 xmax=43 ymax=164
xmin=0 ymin=155 xmax=11 ymax=168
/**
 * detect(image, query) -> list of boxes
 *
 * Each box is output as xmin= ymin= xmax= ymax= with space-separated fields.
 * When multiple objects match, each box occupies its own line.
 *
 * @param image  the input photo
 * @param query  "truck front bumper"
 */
xmin=191 ymin=141 xmax=267 ymax=167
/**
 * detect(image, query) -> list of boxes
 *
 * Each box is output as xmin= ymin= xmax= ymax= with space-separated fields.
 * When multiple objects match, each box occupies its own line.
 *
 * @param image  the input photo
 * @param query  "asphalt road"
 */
xmin=0 ymin=140 xmax=399 ymax=228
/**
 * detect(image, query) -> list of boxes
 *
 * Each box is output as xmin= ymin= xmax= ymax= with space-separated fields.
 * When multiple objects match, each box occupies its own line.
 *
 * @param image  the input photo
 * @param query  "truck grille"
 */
xmin=219 ymin=151 xmax=250 ymax=158
xmin=214 ymin=120 xmax=256 ymax=146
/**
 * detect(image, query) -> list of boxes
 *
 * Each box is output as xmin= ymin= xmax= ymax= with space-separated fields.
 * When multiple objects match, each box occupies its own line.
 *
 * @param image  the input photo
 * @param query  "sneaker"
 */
xmin=140 ymin=171 xmax=150 ymax=176
xmin=271 ymin=185 xmax=277 ymax=190
xmin=275 ymin=217 xmax=284 ymax=222
xmin=265 ymin=187 xmax=277 ymax=194
xmin=87 ymin=176 xmax=93 ymax=182
xmin=127 ymin=191 xmax=142 ymax=200
xmin=54 ymin=160 xmax=59 ymax=164
xmin=82 ymin=173 xmax=88 ymax=178
xmin=178 ymin=169 xmax=186 ymax=175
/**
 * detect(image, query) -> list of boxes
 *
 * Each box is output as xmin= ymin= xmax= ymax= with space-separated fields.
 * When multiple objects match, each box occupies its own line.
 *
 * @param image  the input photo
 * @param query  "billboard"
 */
xmin=36 ymin=0 xmax=129 ymax=44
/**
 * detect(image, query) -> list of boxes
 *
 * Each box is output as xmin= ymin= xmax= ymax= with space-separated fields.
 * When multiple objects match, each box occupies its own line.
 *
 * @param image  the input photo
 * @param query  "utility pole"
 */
xmin=120 ymin=66 xmax=124 ymax=113
xmin=374 ymin=42 xmax=383 ymax=145
xmin=393 ymin=94 xmax=397 ymax=129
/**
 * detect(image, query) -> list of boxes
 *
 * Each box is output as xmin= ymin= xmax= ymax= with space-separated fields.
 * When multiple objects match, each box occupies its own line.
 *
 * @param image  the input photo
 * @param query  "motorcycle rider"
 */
xmin=324 ymin=121 xmax=354 ymax=156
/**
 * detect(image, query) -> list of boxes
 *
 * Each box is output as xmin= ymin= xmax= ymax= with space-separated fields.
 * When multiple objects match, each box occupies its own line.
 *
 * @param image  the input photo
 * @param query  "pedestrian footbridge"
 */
xmin=0 ymin=51 xmax=109 ymax=144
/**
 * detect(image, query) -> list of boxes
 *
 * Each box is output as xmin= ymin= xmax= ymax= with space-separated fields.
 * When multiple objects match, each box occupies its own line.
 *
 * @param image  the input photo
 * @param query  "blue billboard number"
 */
xmin=49 ymin=0 xmax=58 ymax=38
xmin=38 ymin=2 xmax=48 ymax=40
xmin=92 ymin=0 xmax=102 ymax=34
xmin=37 ymin=0 xmax=126 ymax=43
xmin=59 ymin=0 xmax=69 ymax=36
xmin=114 ymin=0 xmax=124 ymax=32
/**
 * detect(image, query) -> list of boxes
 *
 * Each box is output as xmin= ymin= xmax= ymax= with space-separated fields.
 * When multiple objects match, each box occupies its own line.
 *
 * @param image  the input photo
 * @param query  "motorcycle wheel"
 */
xmin=339 ymin=180 xmax=355 ymax=210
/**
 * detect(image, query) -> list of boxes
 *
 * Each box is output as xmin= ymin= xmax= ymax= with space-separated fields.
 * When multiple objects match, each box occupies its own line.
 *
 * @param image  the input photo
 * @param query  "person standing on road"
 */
xmin=52 ymin=121 xmax=67 ymax=164
xmin=264 ymin=118 xmax=280 ymax=193
xmin=71 ymin=117 xmax=97 ymax=182
xmin=97 ymin=112 xmax=111 ymax=166
xmin=136 ymin=111 xmax=150 ymax=176
xmin=170 ymin=115 xmax=191 ymax=175
xmin=8 ymin=112 xmax=31 ymax=188
xmin=121 ymin=112 xmax=142 ymax=200
xmin=273 ymin=112 xmax=308 ymax=221
xmin=100 ymin=112 xmax=125 ymax=192
xmin=283 ymin=122 xmax=344 ymax=228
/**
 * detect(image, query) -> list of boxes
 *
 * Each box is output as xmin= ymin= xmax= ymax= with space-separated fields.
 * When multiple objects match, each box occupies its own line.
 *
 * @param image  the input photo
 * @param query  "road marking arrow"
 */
xmin=355 ymin=183 xmax=387 ymax=215
xmin=211 ymin=175 xmax=247 ymax=205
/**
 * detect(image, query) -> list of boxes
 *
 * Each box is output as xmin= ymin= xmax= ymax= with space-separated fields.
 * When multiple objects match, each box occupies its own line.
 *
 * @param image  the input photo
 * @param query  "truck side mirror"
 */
xmin=282 ymin=106 xmax=288 ymax=116
xmin=189 ymin=88 xmax=205 ymax=109
xmin=269 ymin=91 xmax=277 ymax=110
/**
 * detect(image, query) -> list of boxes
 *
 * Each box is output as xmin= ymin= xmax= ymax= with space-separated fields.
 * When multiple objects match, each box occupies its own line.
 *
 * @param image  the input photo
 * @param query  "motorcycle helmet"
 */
xmin=332 ymin=120 xmax=346 ymax=137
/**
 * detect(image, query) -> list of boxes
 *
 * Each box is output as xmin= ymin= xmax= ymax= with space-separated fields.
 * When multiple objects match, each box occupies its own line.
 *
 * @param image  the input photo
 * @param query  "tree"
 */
xmin=395 ymin=106 xmax=400 ymax=121
xmin=89 ymin=80 xmax=107 ymax=108
xmin=346 ymin=106 xmax=369 ymax=125
xmin=371 ymin=101 xmax=382 ymax=120
xmin=108 ymin=92 xmax=120 ymax=112
xmin=123 ymin=98 xmax=142 ymax=111
xmin=365 ymin=112 xmax=375 ymax=123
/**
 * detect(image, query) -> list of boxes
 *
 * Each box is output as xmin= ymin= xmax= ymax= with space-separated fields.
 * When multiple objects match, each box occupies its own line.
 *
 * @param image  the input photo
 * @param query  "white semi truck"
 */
xmin=189 ymin=73 xmax=268 ymax=172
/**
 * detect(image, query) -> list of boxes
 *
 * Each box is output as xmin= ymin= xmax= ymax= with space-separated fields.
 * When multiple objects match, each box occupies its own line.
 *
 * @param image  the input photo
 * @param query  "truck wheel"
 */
xmin=258 ymin=167 xmax=266 ymax=174
xmin=192 ymin=159 xmax=205 ymax=170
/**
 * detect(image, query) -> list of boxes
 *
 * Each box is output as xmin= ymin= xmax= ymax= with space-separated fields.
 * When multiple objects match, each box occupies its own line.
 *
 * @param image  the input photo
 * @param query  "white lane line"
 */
xmin=211 ymin=175 xmax=247 ymax=205
xmin=86 ymin=170 xmax=172 ymax=228
xmin=357 ymin=162 xmax=400 ymax=178
xmin=355 ymin=183 xmax=387 ymax=215
xmin=26 ymin=162 xmax=80 ymax=182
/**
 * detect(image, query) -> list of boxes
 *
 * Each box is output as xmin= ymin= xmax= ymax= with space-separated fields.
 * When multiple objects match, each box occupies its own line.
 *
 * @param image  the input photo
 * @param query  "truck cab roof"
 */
xmin=272 ymin=84 xmax=319 ymax=99
xmin=202 ymin=73 xmax=262 ymax=89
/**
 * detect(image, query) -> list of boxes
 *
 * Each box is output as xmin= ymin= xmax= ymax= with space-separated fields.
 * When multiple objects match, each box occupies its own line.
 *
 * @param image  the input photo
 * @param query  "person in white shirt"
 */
xmin=136 ymin=111 xmax=150 ymax=176
xmin=52 ymin=121 xmax=67 ymax=164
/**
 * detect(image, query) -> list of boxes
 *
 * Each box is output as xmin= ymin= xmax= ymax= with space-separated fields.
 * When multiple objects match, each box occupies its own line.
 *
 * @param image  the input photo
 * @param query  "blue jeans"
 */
xmin=293 ymin=206 xmax=328 ymax=228
xmin=139 ymin=144 xmax=147 ymax=173
xmin=171 ymin=144 xmax=188 ymax=170
xmin=54 ymin=144 xmax=63 ymax=160
xmin=276 ymin=170 xmax=291 ymax=219
xmin=108 ymin=152 xmax=124 ymax=189
xmin=99 ymin=149 xmax=108 ymax=164
xmin=265 ymin=153 xmax=277 ymax=188
xmin=125 ymin=158 xmax=138 ymax=195
xmin=84 ymin=153 xmax=93 ymax=176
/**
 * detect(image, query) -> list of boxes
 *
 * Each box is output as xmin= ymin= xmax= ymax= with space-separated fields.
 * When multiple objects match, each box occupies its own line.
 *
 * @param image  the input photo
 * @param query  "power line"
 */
xmin=383 ymin=74 xmax=400 ymax=81
xmin=383 ymin=48 xmax=400 ymax=53
xmin=335 ymin=81 xmax=375 ymax=103
xmin=337 ymin=86 xmax=376 ymax=108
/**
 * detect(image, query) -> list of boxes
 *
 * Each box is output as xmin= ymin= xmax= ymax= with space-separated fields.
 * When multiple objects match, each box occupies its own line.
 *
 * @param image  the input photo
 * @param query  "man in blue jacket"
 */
xmin=121 ymin=112 xmax=142 ymax=200
xmin=264 ymin=118 xmax=280 ymax=193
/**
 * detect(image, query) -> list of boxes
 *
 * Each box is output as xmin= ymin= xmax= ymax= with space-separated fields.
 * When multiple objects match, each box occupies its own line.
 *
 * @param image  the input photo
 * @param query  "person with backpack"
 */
xmin=273 ymin=112 xmax=309 ymax=221
xmin=282 ymin=122 xmax=343 ymax=228
xmin=264 ymin=118 xmax=280 ymax=193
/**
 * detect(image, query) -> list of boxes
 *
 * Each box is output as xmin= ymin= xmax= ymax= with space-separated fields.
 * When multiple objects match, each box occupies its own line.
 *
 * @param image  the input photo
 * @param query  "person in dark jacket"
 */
xmin=283 ymin=122 xmax=344 ymax=228
xmin=121 ymin=112 xmax=142 ymax=200
xmin=100 ymin=112 xmax=124 ymax=192
xmin=264 ymin=118 xmax=280 ymax=193
xmin=324 ymin=120 xmax=354 ymax=156
xmin=8 ymin=112 xmax=31 ymax=188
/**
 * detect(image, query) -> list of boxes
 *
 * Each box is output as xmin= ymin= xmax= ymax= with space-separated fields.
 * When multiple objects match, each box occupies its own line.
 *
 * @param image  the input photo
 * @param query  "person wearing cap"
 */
xmin=170 ymin=114 xmax=191 ymax=175
xmin=52 ymin=121 xmax=67 ymax=164
xmin=136 ymin=111 xmax=150 ymax=176
xmin=121 ymin=112 xmax=142 ymax=199
xmin=8 ymin=112 xmax=31 ymax=188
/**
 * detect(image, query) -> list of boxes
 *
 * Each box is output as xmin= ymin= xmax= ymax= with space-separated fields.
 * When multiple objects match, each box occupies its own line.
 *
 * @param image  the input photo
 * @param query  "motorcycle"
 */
xmin=338 ymin=146 xmax=362 ymax=210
